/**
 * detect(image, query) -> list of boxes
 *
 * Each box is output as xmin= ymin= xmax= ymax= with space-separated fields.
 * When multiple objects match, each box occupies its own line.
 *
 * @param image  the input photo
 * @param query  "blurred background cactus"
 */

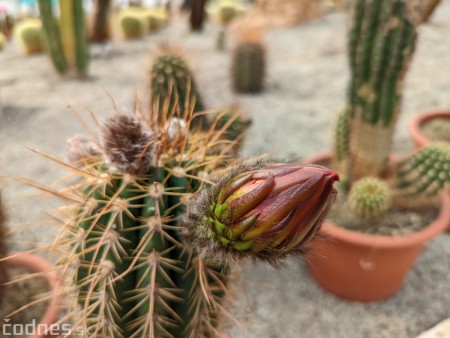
xmin=118 ymin=9 xmax=147 ymax=39
xmin=37 ymin=0 xmax=89 ymax=76
xmin=213 ymin=0 xmax=244 ymax=50
xmin=0 ymin=31 xmax=6 ymax=51
xmin=149 ymin=48 xmax=207 ymax=128
xmin=0 ymin=11 xmax=13 ymax=40
xmin=348 ymin=177 xmax=391 ymax=219
xmin=190 ymin=0 xmax=208 ymax=31
xmin=421 ymin=0 xmax=442 ymax=22
xmin=90 ymin=0 xmax=112 ymax=43
xmin=14 ymin=18 xmax=43 ymax=55
xmin=231 ymin=28 xmax=266 ymax=93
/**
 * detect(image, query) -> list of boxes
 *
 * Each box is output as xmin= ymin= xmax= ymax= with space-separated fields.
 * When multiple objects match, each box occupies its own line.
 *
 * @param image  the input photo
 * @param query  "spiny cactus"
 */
xmin=348 ymin=177 xmax=391 ymax=219
xmin=43 ymin=99 xmax=338 ymax=337
xmin=333 ymin=108 xmax=350 ymax=165
xmin=118 ymin=10 xmax=147 ymax=39
xmin=14 ymin=18 xmax=43 ymax=55
xmin=38 ymin=0 xmax=90 ymax=76
xmin=395 ymin=143 xmax=450 ymax=198
xmin=150 ymin=49 xmax=207 ymax=128
xmin=344 ymin=0 xmax=421 ymax=181
xmin=232 ymin=35 xmax=266 ymax=93
xmin=422 ymin=118 xmax=450 ymax=143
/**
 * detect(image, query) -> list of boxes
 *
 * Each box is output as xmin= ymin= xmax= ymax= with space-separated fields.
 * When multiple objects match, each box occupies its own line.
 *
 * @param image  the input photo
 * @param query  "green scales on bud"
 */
xmin=186 ymin=161 xmax=339 ymax=263
xmin=348 ymin=177 xmax=391 ymax=218
xmin=396 ymin=143 xmax=450 ymax=197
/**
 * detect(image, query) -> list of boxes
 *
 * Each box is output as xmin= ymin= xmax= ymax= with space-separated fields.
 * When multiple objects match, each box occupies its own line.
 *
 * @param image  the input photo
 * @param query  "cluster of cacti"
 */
xmin=90 ymin=0 xmax=112 ymax=43
xmin=341 ymin=0 xmax=421 ymax=181
xmin=14 ymin=18 xmax=43 ymax=55
xmin=118 ymin=9 xmax=147 ymax=39
xmin=0 ymin=191 xmax=8 ymax=298
xmin=231 ymin=33 xmax=266 ymax=93
xmin=190 ymin=0 xmax=207 ymax=31
xmin=50 ymin=98 xmax=339 ymax=337
xmin=348 ymin=177 xmax=391 ymax=219
xmin=395 ymin=143 xmax=450 ymax=198
xmin=150 ymin=49 xmax=207 ymax=128
xmin=37 ymin=0 xmax=89 ymax=76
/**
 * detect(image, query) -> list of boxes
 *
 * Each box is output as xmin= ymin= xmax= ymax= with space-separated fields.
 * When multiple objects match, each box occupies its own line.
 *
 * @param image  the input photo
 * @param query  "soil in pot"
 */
xmin=421 ymin=117 xmax=450 ymax=143
xmin=0 ymin=267 xmax=50 ymax=338
xmin=328 ymin=185 xmax=440 ymax=236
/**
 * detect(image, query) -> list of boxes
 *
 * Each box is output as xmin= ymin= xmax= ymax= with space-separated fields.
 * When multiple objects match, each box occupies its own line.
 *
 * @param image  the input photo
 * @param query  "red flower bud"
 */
xmin=186 ymin=161 xmax=339 ymax=263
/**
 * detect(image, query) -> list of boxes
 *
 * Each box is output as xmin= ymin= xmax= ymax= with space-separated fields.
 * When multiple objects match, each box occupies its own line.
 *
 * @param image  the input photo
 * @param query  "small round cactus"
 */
xmin=118 ymin=11 xmax=147 ymax=39
xmin=142 ymin=8 xmax=167 ymax=32
xmin=14 ymin=18 xmax=43 ymax=55
xmin=348 ymin=177 xmax=391 ymax=219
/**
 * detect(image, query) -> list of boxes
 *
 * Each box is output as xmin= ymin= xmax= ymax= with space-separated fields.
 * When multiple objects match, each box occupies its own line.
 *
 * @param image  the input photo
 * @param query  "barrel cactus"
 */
xmin=142 ymin=8 xmax=168 ymax=32
xmin=396 ymin=143 xmax=450 ymax=198
xmin=118 ymin=10 xmax=147 ymax=39
xmin=231 ymin=35 xmax=266 ymax=93
xmin=348 ymin=177 xmax=391 ymax=219
xmin=150 ymin=49 xmax=207 ymax=128
xmin=45 ymin=101 xmax=339 ymax=337
xmin=14 ymin=18 xmax=43 ymax=55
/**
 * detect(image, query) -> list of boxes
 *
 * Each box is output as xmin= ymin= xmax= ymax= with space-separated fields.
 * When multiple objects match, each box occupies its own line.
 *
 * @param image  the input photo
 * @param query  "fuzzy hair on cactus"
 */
xmin=14 ymin=18 xmax=43 ymax=55
xmin=344 ymin=0 xmax=421 ymax=181
xmin=348 ymin=177 xmax=391 ymax=219
xmin=395 ymin=143 xmax=450 ymax=198
xmin=231 ymin=32 xmax=266 ymax=93
xmin=150 ymin=48 xmax=207 ymax=128
xmin=185 ymin=161 xmax=339 ymax=264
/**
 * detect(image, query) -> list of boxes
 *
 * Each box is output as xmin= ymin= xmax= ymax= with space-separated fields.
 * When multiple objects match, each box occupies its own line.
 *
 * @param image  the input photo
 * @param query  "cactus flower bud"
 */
xmin=186 ymin=160 xmax=339 ymax=263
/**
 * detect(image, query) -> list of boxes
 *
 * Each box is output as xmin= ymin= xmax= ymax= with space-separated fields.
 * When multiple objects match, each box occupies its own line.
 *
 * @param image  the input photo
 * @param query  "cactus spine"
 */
xmin=57 ymin=111 xmax=231 ymax=338
xmin=348 ymin=177 xmax=391 ymax=218
xmin=150 ymin=49 xmax=207 ymax=128
xmin=232 ymin=35 xmax=266 ymax=93
xmin=345 ymin=0 xmax=420 ymax=181
xmin=38 ymin=0 xmax=89 ymax=76
xmin=396 ymin=143 xmax=450 ymax=198
xmin=14 ymin=19 xmax=43 ymax=55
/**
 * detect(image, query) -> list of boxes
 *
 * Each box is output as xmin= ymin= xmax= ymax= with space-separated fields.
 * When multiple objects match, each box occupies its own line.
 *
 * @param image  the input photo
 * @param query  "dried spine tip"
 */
xmin=348 ymin=177 xmax=391 ymax=219
xmin=185 ymin=160 xmax=339 ymax=265
xmin=100 ymin=114 xmax=159 ymax=174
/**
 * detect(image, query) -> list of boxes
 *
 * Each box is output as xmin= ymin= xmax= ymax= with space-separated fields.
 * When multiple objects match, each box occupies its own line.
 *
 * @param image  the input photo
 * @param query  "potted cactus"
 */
xmin=30 ymin=92 xmax=338 ymax=337
xmin=408 ymin=109 xmax=450 ymax=149
xmin=305 ymin=0 xmax=450 ymax=302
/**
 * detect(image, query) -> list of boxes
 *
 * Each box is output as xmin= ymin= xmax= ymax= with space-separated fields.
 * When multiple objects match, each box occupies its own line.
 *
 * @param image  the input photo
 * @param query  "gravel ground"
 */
xmin=1 ymin=3 xmax=450 ymax=338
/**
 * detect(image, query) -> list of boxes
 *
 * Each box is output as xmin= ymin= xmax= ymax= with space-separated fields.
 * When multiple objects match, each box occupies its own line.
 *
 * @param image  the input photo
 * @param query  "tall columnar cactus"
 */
xmin=37 ymin=0 xmax=89 ymax=76
xmin=348 ymin=177 xmax=391 ymax=218
xmin=344 ymin=0 xmax=421 ymax=181
xmin=190 ymin=0 xmax=207 ymax=31
xmin=14 ymin=18 xmax=43 ymax=55
xmin=90 ymin=0 xmax=112 ymax=43
xmin=150 ymin=49 xmax=207 ymax=128
xmin=231 ymin=36 xmax=266 ymax=93
xmin=395 ymin=143 xmax=450 ymax=198
xmin=48 ymin=103 xmax=338 ymax=337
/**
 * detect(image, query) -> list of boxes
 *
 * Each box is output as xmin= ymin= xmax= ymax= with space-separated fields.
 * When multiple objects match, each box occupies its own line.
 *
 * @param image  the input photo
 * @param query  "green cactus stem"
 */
xmin=231 ymin=39 xmax=266 ymax=93
xmin=150 ymin=49 xmax=207 ymax=129
xmin=395 ymin=143 xmax=450 ymax=198
xmin=345 ymin=0 xmax=421 ymax=181
xmin=348 ymin=177 xmax=391 ymax=219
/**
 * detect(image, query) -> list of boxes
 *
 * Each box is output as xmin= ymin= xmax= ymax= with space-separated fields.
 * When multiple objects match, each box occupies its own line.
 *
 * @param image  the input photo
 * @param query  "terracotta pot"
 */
xmin=3 ymin=254 xmax=60 ymax=338
xmin=304 ymin=152 xmax=450 ymax=302
xmin=408 ymin=109 xmax=450 ymax=148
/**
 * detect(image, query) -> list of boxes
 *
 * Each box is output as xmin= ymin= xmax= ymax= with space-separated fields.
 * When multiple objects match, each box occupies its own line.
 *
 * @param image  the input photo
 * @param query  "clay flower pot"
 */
xmin=408 ymin=109 xmax=450 ymax=148
xmin=304 ymin=153 xmax=450 ymax=302
xmin=3 ymin=254 xmax=60 ymax=338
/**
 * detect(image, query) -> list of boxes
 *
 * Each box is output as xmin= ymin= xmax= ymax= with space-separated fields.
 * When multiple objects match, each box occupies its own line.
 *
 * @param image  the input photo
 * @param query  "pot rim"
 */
xmin=408 ymin=109 xmax=450 ymax=147
xmin=305 ymin=152 xmax=450 ymax=249
xmin=3 ymin=253 xmax=60 ymax=338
